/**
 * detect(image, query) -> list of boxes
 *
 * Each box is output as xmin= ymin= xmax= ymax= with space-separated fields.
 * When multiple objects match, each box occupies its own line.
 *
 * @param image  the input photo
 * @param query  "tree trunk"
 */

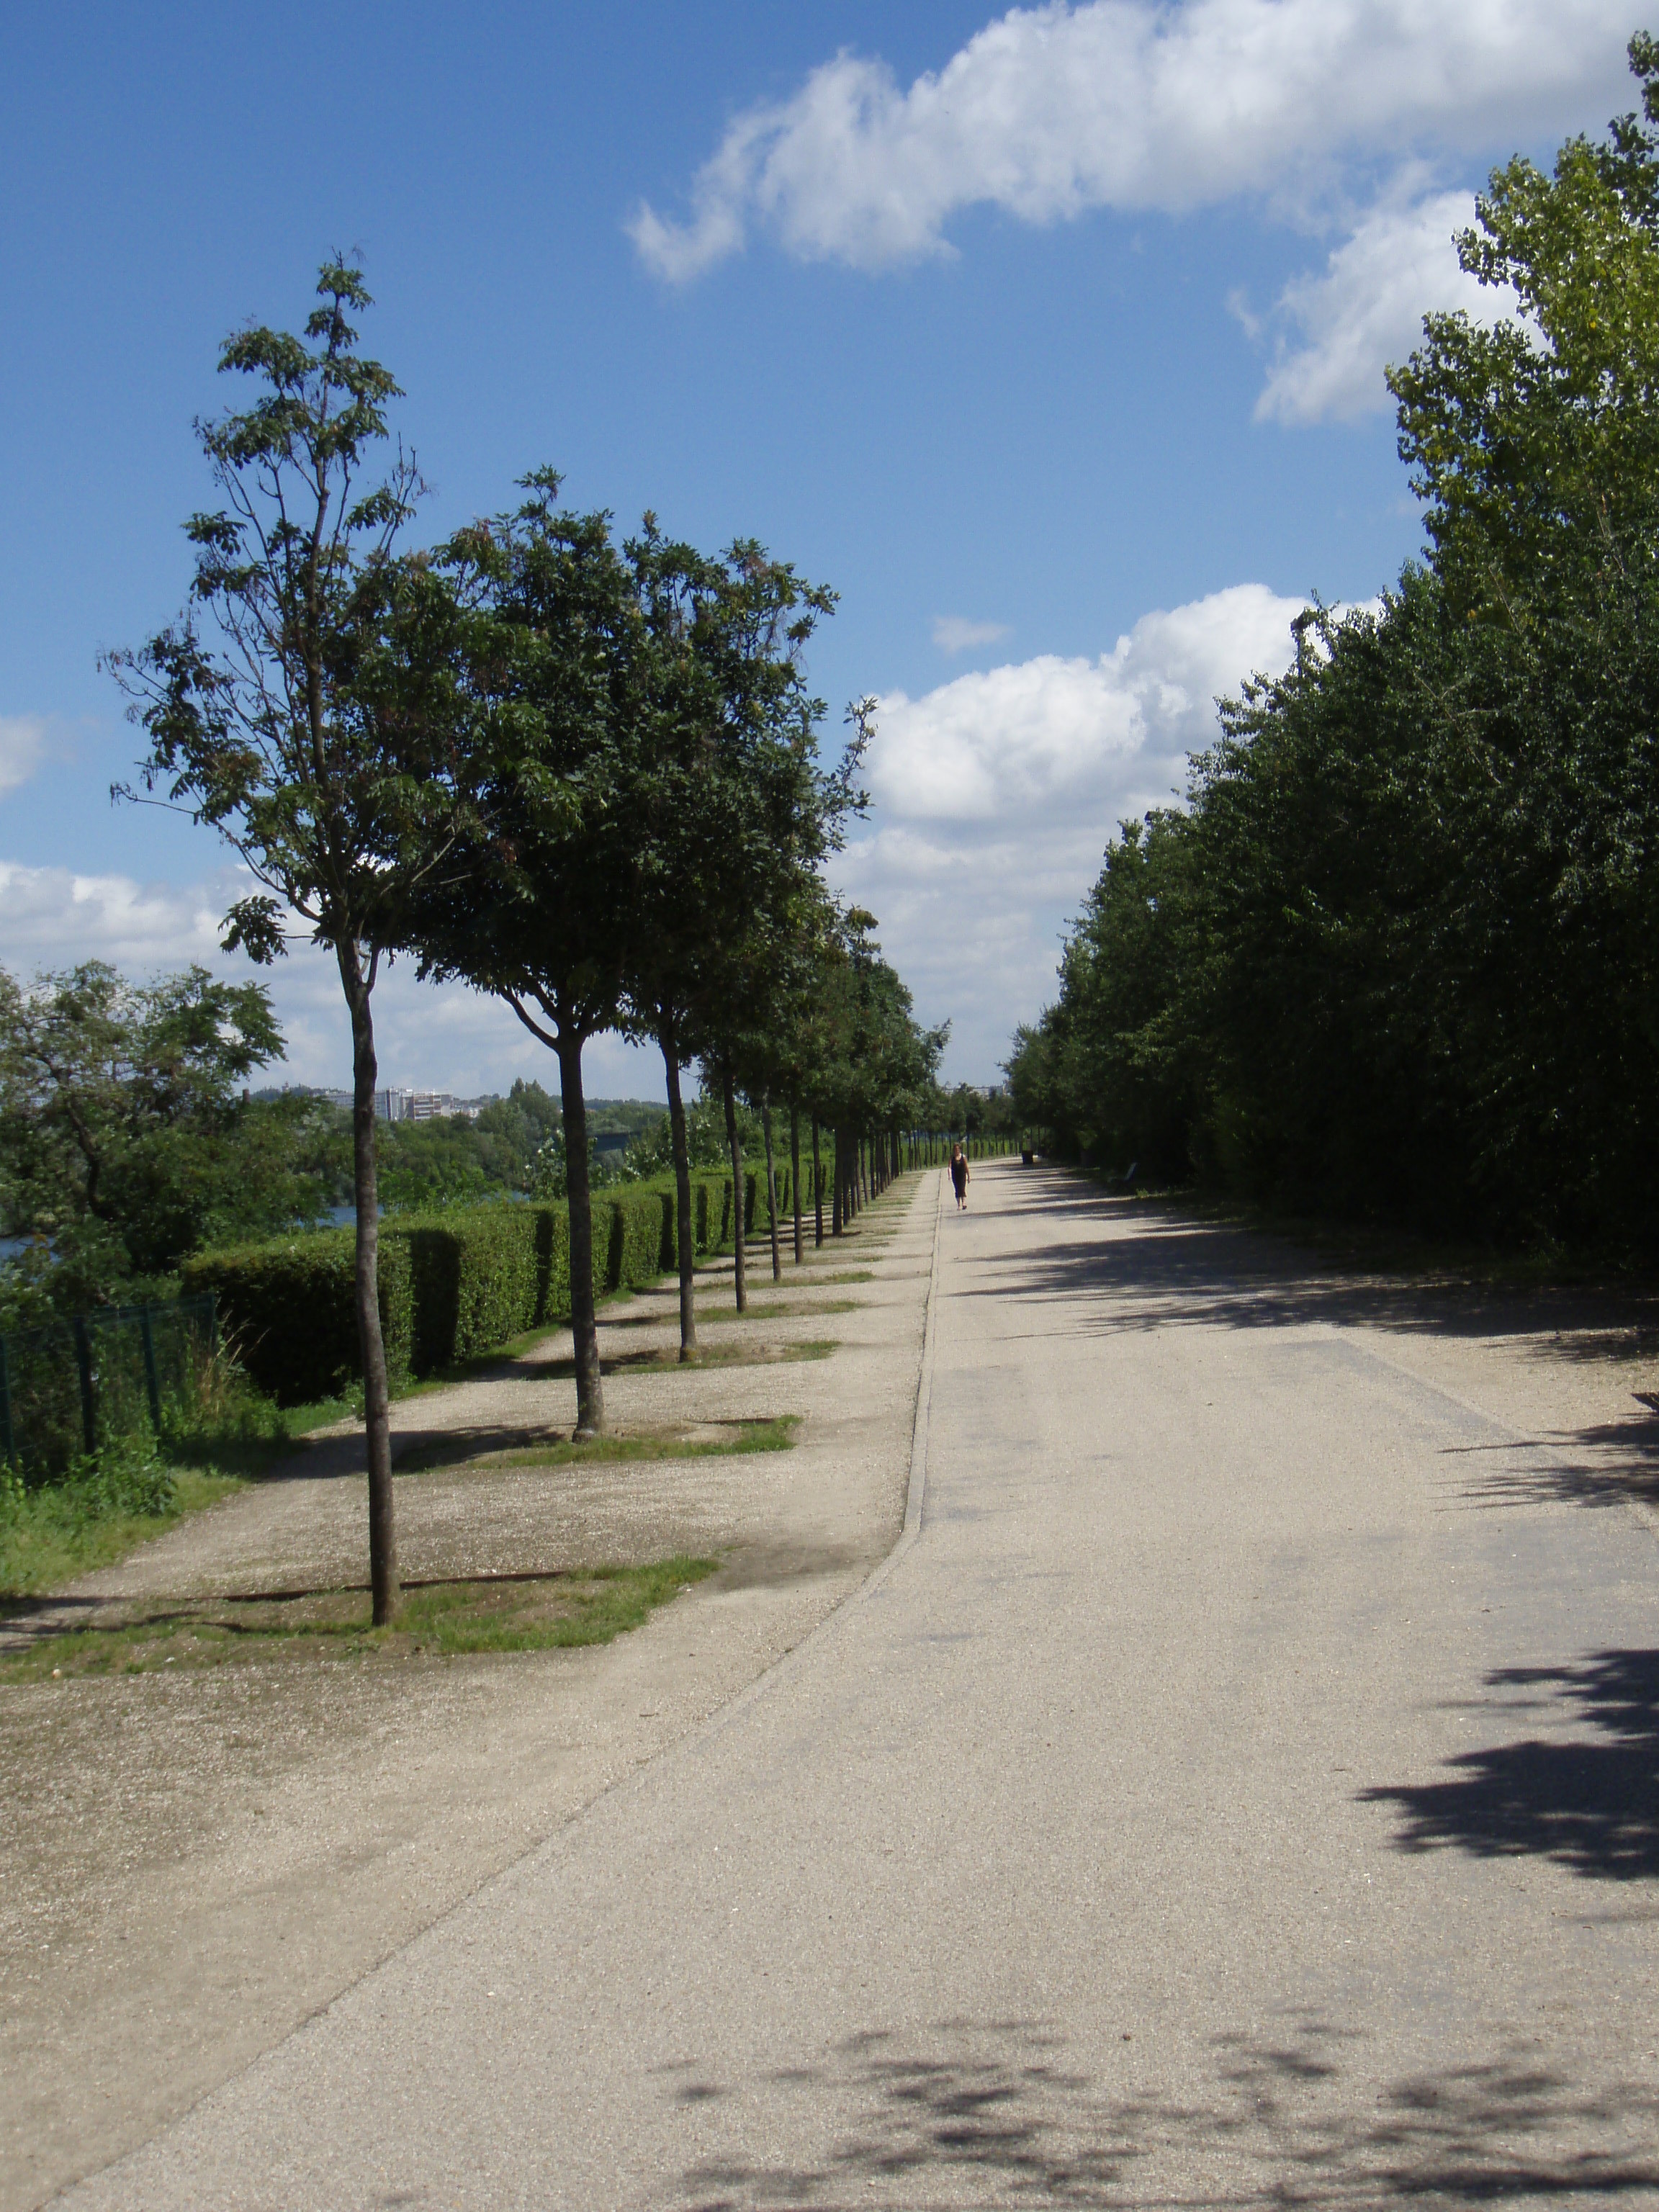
xmin=791 ymin=1103 xmax=804 ymax=1267
xmin=832 ymin=1125 xmax=843 ymax=1236
xmin=660 ymin=1017 xmax=696 ymax=1361
xmin=722 ymin=1064 xmax=746 ymax=1313
xmin=557 ymin=1029 xmax=605 ymax=1434
xmin=812 ymin=1113 xmax=824 ymax=1246
xmin=338 ymin=941 xmax=397 ymax=1627
xmin=762 ymin=1097 xmax=782 ymax=1282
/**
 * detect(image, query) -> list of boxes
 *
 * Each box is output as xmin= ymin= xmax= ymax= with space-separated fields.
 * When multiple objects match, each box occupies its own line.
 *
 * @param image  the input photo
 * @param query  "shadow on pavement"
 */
xmin=970 ymin=1171 xmax=1659 ymax=1520
xmin=680 ymin=2014 xmax=1659 ymax=2206
xmin=1364 ymin=1648 xmax=1659 ymax=1884
xmin=966 ymin=1173 xmax=1659 ymax=1360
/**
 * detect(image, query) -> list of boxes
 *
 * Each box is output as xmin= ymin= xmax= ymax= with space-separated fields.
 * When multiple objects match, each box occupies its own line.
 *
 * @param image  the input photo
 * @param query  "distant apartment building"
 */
xmin=313 ymin=1088 xmax=483 ymax=1122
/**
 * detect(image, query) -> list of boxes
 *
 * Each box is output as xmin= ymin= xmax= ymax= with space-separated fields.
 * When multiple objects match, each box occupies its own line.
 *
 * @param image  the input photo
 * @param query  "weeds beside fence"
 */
xmin=0 ymin=1295 xmax=218 ymax=1482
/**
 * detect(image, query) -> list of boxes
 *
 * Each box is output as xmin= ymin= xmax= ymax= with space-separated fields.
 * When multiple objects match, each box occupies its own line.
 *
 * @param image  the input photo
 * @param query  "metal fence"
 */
xmin=0 ymin=1295 xmax=217 ymax=1479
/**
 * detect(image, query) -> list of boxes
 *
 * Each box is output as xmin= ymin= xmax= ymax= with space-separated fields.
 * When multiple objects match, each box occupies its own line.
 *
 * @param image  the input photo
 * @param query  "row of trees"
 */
xmin=109 ymin=266 xmax=942 ymax=1620
xmin=0 ymin=964 xmax=971 ymax=1323
xmin=1010 ymin=37 xmax=1659 ymax=1257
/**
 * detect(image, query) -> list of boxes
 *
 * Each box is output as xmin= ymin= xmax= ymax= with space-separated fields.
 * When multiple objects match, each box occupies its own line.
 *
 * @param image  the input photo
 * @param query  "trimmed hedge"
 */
xmin=179 ymin=1229 xmax=415 ymax=1407
xmin=183 ymin=1166 xmax=804 ymax=1408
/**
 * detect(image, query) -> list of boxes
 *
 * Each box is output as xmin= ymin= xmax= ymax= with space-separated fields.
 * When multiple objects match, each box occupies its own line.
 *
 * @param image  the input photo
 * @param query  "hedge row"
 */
xmin=184 ymin=1161 xmax=830 ymax=1407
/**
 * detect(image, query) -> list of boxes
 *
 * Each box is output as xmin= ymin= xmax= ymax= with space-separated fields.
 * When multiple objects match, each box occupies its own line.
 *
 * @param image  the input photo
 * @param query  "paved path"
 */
xmin=61 ymin=1165 xmax=1659 ymax=2207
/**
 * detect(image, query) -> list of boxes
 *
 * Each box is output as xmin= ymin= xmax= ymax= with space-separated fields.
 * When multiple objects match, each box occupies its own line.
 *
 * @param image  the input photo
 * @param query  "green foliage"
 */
xmin=1015 ymin=44 xmax=1659 ymax=1249
xmin=0 ymin=963 xmax=328 ymax=1310
xmin=107 ymin=262 xmax=456 ymax=981
xmin=0 ymin=1460 xmax=251 ymax=1604
xmin=186 ymin=1177 xmax=738 ymax=1406
xmin=183 ymin=1230 xmax=415 ymax=1406
xmin=469 ymin=1079 xmax=561 ymax=1182
xmin=793 ymin=908 xmax=945 ymax=1138
xmin=619 ymin=1089 xmax=749 ymax=1175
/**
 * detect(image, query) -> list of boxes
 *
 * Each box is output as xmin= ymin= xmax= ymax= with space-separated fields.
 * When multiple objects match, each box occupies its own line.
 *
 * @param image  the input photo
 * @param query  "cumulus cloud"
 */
xmin=0 ymin=861 xmax=665 ymax=1101
xmin=0 ymin=716 xmax=48 ymax=797
xmin=1254 ymin=185 xmax=1518 ymax=421
xmin=839 ymin=582 xmax=1311 ymax=1076
xmin=933 ymin=615 xmax=1012 ymax=653
xmin=870 ymin=583 xmax=1307 ymax=822
xmin=631 ymin=0 xmax=1630 ymax=281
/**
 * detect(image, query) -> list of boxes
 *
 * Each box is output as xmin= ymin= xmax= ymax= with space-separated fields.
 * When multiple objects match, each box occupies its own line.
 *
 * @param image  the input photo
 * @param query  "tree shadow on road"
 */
xmin=1440 ymin=1416 xmax=1659 ymax=1516
xmin=966 ymin=1177 xmax=1659 ymax=1519
xmin=679 ymin=2013 xmax=1659 ymax=2207
xmin=1364 ymin=1647 xmax=1659 ymax=1884
xmin=963 ymin=1182 xmax=1659 ymax=1359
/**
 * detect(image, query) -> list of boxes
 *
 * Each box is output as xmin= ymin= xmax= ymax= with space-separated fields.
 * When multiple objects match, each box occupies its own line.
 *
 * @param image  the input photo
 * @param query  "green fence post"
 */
xmin=72 ymin=1316 xmax=96 ymax=1457
xmin=139 ymin=1305 xmax=162 ymax=1433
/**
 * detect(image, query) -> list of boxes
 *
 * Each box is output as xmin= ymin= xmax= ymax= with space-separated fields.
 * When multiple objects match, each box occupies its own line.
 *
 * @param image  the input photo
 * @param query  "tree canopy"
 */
xmin=1010 ymin=37 xmax=1659 ymax=1252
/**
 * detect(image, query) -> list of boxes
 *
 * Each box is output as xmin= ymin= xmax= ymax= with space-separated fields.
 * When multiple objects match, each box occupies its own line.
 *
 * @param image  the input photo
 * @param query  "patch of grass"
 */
xmin=803 ymin=1269 xmax=875 ymax=1285
xmin=161 ymin=1390 xmax=361 ymax=1473
xmin=393 ymin=1413 xmax=799 ymax=1476
xmin=0 ymin=1555 xmax=720 ymax=1680
xmin=526 ymin=1338 xmax=836 ymax=1380
xmin=700 ymin=1300 xmax=859 ymax=1323
xmin=614 ymin=1338 xmax=836 ymax=1375
xmin=0 ymin=1467 xmax=247 ymax=1606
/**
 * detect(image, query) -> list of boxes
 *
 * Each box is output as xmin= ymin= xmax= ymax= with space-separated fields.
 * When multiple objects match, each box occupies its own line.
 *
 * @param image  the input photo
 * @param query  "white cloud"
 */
xmin=1254 ymin=186 xmax=1518 ymax=421
xmin=0 ymin=578 xmax=1339 ymax=1094
xmin=0 ymin=716 xmax=48 ymax=797
xmin=839 ymin=582 xmax=1311 ymax=1078
xmin=870 ymin=583 xmax=1306 ymax=822
xmin=631 ymin=1 xmax=1631 ymax=281
xmin=933 ymin=615 xmax=1012 ymax=653
xmin=0 ymin=861 xmax=666 ymax=1103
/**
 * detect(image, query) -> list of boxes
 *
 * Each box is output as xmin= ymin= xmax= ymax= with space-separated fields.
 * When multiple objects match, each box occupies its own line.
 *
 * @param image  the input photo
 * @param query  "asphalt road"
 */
xmin=62 ymin=1165 xmax=1659 ymax=2208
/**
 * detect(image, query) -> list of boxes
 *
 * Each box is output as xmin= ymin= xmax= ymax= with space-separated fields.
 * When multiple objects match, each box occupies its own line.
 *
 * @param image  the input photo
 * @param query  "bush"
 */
xmin=182 ymin=1230 xmax=413 ymax=1406
xmin=185 ymin=1179 xmax=735 ymax=1407
xmin=405 ymin=1205 xmax=570 ymax=1375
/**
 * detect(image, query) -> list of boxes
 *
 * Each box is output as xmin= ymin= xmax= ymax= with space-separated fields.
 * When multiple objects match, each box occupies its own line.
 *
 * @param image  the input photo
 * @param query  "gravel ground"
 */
xmin=1 ymin=1177 xmax=938 ymax=2212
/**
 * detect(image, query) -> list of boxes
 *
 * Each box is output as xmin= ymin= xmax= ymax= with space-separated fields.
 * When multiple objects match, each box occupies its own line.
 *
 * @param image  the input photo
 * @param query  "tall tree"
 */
xmin=416 ymin=476 xmax=647 ymax=1434
xmin=623 ymin=531 xmax=855 ymax=1346
xmin=0 ymin=963 xmax=308 ymax=1313
xmin=109 ymin=261 xmax=454 ymax=1623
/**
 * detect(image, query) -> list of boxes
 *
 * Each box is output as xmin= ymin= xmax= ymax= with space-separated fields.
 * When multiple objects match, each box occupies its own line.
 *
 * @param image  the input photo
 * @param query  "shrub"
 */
xmin=183 ymin=1230 xmax=413 ymax=1406
xmin=405 ymin=1205 xmax=570 ymax=1372
xmin=182 ymin=1160 xmax=822 ymax=1410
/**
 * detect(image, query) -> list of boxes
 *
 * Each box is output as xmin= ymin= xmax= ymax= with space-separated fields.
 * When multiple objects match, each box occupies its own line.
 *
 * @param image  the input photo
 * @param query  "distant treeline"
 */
xmin=256 ymin=1082 xmax=666 ymax=1212
xmin=1010 ymin=38 xmax=1659 ymax=1256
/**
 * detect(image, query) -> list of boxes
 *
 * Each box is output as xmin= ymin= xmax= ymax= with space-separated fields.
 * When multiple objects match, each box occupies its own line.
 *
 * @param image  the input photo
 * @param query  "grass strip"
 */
xmin=393 ymin=1413 xmax=799 ymax=1476
xmin=698 ymin=1300 xmax=859 ymax=1324
xmin=1 ymin=1555 xmax=720 ymax=1680
xmin=529 ymin=1339 xmax=836 ymax=1379
xmin=0 ymin=1470 xmax=247 ymax=1606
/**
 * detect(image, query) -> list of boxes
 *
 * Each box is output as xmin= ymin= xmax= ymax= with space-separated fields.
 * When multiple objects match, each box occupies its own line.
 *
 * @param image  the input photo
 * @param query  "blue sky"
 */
xmin=0 ymin=2 xmax=1639 ymax=1096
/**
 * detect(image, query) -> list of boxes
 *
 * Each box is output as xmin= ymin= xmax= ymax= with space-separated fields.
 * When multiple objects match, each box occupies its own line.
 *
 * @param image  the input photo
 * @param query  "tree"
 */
xmin=622 ymin=530 xmax=853 ymax=1345
xmin=0 ymin=963 xmax=309 ymax=1315
xmin=109 ymin=261 xmax=458 ymax=1622
xmin=415 ymin=477 xmax=647 ymax=1434
xmin=1020 ymin=39 xmax=1659 ymax=1246
xmin=802 ymin=910 xmax=945 ymax=1231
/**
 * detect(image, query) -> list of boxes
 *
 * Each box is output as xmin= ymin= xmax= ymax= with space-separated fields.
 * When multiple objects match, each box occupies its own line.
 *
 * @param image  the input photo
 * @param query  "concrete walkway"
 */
xmin=6 ymin=1191 xmax=926 ymax=2212
xmin=57 ymin=1164 xmax=1659 ymax=2207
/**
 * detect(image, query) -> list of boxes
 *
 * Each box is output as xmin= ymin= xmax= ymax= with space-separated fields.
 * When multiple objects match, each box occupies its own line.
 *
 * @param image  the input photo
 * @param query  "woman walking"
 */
xmin=950 ymin=1142 xmax=970 ymax=1210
